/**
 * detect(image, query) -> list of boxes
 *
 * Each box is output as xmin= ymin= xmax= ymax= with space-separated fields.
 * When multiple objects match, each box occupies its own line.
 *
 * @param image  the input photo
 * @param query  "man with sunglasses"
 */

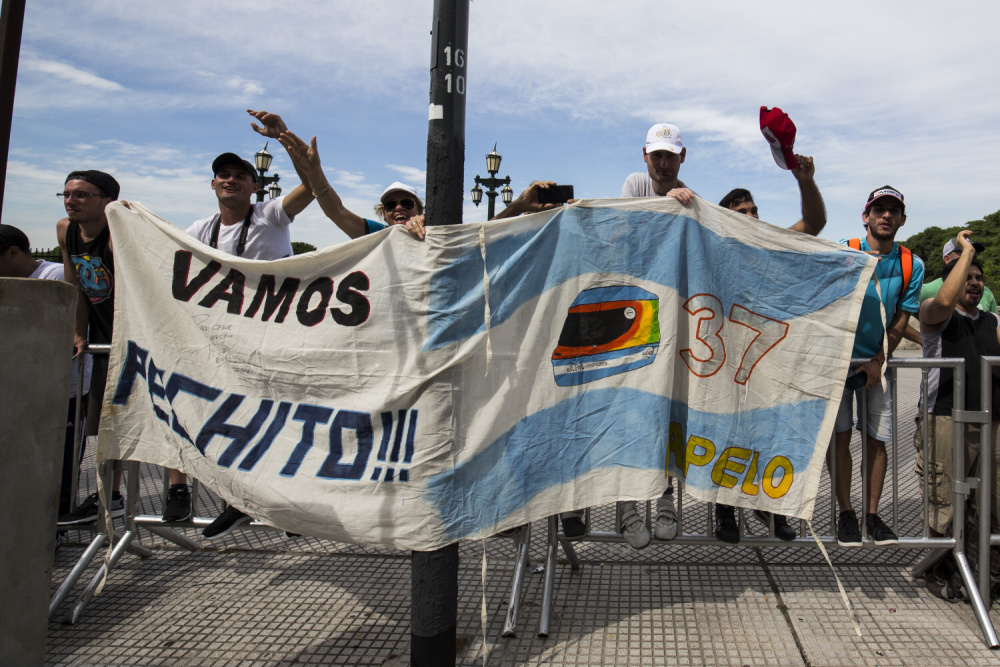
xmin=55 ymin=170 xmax=127 ymax=525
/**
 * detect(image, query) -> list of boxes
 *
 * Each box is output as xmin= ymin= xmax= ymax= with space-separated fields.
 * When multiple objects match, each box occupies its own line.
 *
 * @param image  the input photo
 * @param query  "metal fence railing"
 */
xmin=51 ymin=353 xmax=1000 ymax=648
xmin=527 ymin=357 xmax=999 ymax=647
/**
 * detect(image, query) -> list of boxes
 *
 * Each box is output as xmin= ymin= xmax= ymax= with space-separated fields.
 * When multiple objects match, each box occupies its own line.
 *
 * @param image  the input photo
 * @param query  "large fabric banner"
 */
xmin=99 ymin=198 xmax=875 ymax=550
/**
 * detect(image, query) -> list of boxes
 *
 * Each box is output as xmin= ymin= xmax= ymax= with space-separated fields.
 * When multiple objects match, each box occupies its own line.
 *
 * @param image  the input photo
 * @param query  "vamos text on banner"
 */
xmin=98 ymin=198 xmax=875 ymax=550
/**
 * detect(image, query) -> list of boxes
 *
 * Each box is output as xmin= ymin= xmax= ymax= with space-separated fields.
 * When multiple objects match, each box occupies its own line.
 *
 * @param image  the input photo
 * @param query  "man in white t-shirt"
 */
xmin=613 ymin=123 xmax=698 ymax=548
xmin=0 ymin=225 xmax=92 ymax=543
xmin=184 ymin=114 xmax=315 ymax=537
xmin=620 ymin=123 xmax=696 ymax=205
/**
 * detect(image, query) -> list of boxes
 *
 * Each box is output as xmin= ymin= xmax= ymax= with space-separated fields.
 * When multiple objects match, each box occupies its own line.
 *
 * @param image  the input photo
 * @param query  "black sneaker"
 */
xmin=57 ymin=492 xmax=125 ymax=526
xmin=55 ymin=531 xmax=67 ymax=552
xmin=754 ymin=510 xmax=796 ymax=541
xmin=162 ymin=484 xmax=192 ymax=522
xmin=202 ymin=506 xmax=251 ymax=539
xmin=714 ymin=504 xmax=740 ymax=544
xmin=837 ymin=510 xmax=862 ymax=547
xmin=561 ymin=516 xmax=587 ymax=540
xmin=865 ymin=513 xmax=898 ymax=546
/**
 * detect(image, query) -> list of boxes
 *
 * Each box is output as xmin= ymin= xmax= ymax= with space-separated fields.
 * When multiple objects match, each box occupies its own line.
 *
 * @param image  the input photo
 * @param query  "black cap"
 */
xmin=65 ymin=170 xmax=120 ymax=200
xmin=212 ymin=153 xmax=257 ymax=180
xmin=864 ymin=185 xmax=905 ymax=213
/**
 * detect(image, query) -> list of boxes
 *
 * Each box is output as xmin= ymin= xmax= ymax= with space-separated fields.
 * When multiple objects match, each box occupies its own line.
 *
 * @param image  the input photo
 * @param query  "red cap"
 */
xmin=760 ymin=106 xmax=798 ymax=170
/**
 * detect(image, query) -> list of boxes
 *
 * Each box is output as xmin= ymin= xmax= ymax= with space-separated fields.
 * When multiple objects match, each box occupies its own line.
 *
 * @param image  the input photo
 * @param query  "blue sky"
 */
xmin=5 ymin=1 xmax=999 ymax=253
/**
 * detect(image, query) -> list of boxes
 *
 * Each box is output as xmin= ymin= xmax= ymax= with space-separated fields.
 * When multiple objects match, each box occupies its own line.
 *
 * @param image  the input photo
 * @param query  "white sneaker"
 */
xmin=619 ymin=502 xmax=650 ymax=549
xmin=654 ymin=493 xmax=678 ymax=540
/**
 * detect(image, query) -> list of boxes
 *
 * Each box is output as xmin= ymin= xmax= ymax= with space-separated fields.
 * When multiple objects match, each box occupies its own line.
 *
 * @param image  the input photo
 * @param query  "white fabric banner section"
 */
xmin=98 ymin=198 xmax=875 ymax=550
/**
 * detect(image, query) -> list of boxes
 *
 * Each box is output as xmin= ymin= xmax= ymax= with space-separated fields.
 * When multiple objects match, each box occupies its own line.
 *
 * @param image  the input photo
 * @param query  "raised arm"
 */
xmin=787 ymin=155 xmax=826 ymax=235
xmin=247 ymin=109 xmax=315 ymax=219
xmin=920 ymin=230 xmax=976 ymax=328
xmin=57 ymin=217 xmax=89 ymax=356
xmin=278 ymin=130 xmax=370 ymax=239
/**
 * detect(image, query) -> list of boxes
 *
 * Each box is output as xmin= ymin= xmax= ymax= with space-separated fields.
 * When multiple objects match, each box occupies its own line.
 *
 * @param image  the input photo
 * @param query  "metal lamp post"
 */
xmin=253 ymin=142 xmax=281 ymax=202
xmin=471 ymin=144 xmax=512 ymax=220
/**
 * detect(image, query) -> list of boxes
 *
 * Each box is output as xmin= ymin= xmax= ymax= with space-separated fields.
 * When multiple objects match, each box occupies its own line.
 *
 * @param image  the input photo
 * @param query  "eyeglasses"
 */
xmin=57 ymin=192 xmax=105 ymax=201
xmin=382 ymin=198 xmax=415 ymax=211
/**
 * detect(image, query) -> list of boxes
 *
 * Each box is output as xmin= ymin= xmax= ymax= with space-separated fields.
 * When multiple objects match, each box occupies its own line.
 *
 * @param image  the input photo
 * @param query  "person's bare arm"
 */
xmin=886 ymin=309 xmax=910 ymax=357
xmin=278 ymin=131 xmax=370 ymax=239
xmin=492 ymin=181 xmax=563 ymax=220
xmin=57 ymin=217 xmax=89 ymax=356
xmin=902 ymin=323 xmax=922 ymax=345
xmin=920 ymin=230 xmax=976 ymax=329
xmin=787 ymin=155 xmax=826 ymax=235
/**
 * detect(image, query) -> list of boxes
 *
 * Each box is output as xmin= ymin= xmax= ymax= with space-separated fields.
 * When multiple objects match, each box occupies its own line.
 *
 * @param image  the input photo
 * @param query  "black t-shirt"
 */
xmin=65 ymin=220 xmax=115 ymax=345
xmin=932 ymin=310 xmax=1000 ymax=416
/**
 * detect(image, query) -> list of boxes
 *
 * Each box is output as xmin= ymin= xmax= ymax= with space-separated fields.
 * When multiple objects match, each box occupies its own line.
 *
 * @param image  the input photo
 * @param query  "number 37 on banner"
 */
xmin=679 ymin=294 xmax=788 ymax=385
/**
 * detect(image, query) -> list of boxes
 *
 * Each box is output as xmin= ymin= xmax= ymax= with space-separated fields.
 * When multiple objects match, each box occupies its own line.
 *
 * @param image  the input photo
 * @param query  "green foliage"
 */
xmin=291 ymin=241 xmax=317 ymax=255
xmin=900 ymin=209 xmax=1000 ymax=295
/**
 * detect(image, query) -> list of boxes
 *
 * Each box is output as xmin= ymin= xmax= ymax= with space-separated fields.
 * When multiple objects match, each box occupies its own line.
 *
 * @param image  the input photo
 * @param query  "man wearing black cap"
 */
xmin=185 ymin=111 xmax=317 ymax=536
xmin=185 ymin=150 xmax=312 ymax=260
xmin=830 ymin=185 xmax=925 ymax=547
xmin=55 ymin=170 xmax=127 ymax=525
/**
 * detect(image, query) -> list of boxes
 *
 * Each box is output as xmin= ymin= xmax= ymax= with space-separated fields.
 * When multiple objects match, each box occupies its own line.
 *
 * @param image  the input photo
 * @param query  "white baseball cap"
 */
xmin=380 ymin=181 xmax=423 ymax=207
xmin=645 ymin=123 xmax=684 ymax=154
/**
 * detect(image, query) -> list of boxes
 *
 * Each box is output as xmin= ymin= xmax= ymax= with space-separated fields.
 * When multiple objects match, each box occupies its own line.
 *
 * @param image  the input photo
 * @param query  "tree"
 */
xmin=900 ymin=209 xmax=1000 ymax=296
xmin=291 ymin=241 xmax=317 ymax=255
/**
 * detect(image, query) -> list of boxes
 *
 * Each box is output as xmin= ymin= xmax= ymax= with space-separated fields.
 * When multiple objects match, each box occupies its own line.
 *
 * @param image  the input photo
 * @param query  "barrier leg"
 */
xmin=137 ymin=522 xmax=200 ymax=551
xmin=952 ymin=552 xmax=999 ymax=648
xmin=66 ymin=529 xmax=137 ymax=624
xmin=501 ymin=523 xmax=531 ymax=637
xmin=48 ymin=533 xmax=106 ymax=618
xmin=559 ymin=537 xmax=581 ymax=571
xmin=538 ymin=516 xmax=558 ymax=637
xmin=910 ymin=548 xmax=950 ymax=579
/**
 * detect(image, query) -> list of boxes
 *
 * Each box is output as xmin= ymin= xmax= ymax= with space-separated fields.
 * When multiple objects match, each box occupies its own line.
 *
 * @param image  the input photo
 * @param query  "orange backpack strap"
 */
xmin=848 ymin=238 xmax=861 ymax=251
xmin=898 ymin=245 xmax=913 ymax=295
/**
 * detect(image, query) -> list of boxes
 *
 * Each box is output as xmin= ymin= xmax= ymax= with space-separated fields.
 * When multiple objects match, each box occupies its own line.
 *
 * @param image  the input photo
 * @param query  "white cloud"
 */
xmin=21 ymin=57 xmax=126 ymax=91
xmin=384 ymin=164 xmax=426 ymax=190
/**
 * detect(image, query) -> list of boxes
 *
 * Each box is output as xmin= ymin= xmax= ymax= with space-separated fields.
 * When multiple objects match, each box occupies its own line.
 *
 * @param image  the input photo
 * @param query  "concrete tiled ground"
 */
xmin=45 ymin=354 xmax=1000 ymax=665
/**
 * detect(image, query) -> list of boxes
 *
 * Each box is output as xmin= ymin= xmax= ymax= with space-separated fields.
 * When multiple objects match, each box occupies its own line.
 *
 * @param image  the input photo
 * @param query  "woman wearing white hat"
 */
xmin=277 ymin=129 xmax=424 ymax=240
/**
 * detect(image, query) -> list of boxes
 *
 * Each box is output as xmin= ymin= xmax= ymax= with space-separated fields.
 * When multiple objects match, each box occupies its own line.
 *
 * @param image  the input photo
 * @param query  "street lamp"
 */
xmin=253 ymin=142 xmax=281 ymax=202
xmin=471 ymin=143 xmax=511 ymax=220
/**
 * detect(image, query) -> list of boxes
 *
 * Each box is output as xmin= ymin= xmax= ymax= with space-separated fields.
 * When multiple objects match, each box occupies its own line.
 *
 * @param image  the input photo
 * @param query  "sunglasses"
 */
xmin=382 ymin=198 xmax=415 ymax=211
xmin=57 ymin=192 xmax=105 ymax=201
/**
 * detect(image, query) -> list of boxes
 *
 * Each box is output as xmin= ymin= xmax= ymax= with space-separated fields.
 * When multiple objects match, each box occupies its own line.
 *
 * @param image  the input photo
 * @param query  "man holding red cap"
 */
xmin=831 ymin=185 xmax=925 ymax=547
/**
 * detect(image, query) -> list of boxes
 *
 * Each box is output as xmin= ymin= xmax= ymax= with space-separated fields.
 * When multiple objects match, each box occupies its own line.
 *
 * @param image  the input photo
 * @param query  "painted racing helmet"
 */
xmin=551 ymin=285 xmax=660 ymax=386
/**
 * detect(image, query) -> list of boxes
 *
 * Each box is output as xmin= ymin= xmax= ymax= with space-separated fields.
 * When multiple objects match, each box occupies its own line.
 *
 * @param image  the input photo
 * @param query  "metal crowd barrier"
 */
xmin=49 ymin=344 xmax=152 ymax=623
xmin=51 ymin=352 xmax=1000 ymax=648
xmin=523 ymin=357 xmax=999 ymax=648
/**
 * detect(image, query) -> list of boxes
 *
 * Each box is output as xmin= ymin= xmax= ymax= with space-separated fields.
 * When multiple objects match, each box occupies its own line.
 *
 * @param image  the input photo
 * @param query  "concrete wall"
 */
xmin=0 ymin=278 xmax=76 ymax=666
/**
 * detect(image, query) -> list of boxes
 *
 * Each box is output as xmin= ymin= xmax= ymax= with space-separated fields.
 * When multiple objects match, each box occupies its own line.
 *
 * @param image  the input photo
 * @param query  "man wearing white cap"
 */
xmin=620 ymin=123 xmax=695 ymax=205
xmin=612 ymin=122 xmax=694 ymax=549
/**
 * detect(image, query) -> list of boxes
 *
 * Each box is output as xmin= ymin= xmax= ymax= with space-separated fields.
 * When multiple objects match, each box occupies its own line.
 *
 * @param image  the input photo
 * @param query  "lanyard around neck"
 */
xmin=209 ymin=205 xmax=254 ymax=257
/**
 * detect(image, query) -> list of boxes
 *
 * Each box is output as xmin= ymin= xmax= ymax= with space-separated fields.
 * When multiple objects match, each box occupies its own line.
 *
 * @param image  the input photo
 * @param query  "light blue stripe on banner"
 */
xmin=425 ymin=207 xmax=868 ymax=350
xmin=425 ymin=387 xmax=826 ymax=540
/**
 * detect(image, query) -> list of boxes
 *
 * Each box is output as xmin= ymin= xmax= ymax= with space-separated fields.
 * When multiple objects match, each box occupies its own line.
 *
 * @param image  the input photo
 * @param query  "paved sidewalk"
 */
xmin=45 ymin=355 xmax=1000 ymax=665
